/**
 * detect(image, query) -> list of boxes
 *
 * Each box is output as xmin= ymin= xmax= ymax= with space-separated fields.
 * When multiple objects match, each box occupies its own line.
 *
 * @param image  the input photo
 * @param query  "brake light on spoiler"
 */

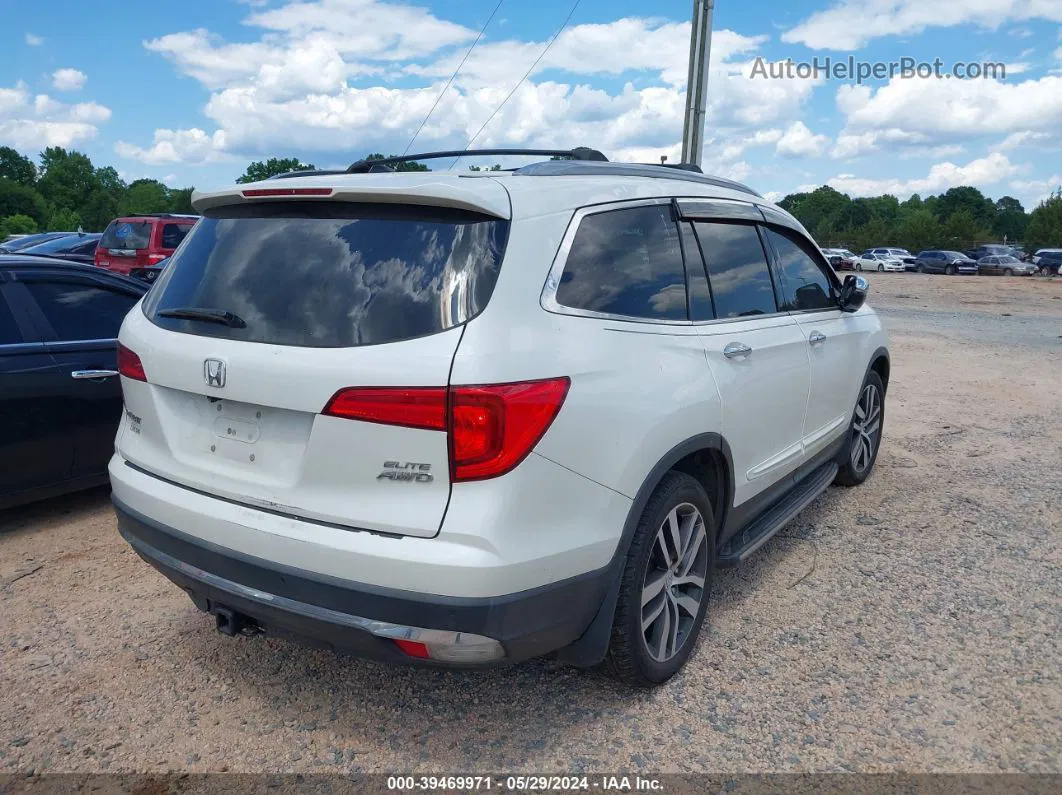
xmin=241 ymin=188 xmax=334 ymax=198
xmin=323 ymin=378 xmax=570 ymax=482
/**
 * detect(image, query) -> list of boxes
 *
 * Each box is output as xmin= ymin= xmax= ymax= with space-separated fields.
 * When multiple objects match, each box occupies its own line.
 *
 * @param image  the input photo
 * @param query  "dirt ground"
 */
xmin=1 ymin=273 xmax=1061 ymax=775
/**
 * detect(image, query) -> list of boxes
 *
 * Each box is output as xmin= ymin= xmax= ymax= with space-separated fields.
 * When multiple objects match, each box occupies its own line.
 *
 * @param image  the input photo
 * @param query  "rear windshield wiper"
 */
xmin=157 ymin=307 xmax=247 ymax=328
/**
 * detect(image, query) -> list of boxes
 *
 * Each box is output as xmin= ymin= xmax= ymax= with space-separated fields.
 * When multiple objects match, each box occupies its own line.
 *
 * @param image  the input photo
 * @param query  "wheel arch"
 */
xmin=554 ymin=432 xmax=734 ymax=667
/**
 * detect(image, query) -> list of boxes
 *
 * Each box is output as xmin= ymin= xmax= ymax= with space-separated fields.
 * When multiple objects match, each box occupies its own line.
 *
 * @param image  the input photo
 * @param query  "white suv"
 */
xmin=110 ymin=149 xmax=889 ymax=686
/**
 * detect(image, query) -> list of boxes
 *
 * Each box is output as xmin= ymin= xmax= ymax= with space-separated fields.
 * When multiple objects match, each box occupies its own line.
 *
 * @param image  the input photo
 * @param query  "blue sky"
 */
xmin=3 ymin=0 xmax=1061 ymax=208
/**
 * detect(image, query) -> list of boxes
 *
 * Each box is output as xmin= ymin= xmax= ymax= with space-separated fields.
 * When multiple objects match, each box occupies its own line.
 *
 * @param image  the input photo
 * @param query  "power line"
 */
xmin=453 ymin=0 xmax=582 ymax=168
xmin=403 ymin=0 xmax=505 ymax=156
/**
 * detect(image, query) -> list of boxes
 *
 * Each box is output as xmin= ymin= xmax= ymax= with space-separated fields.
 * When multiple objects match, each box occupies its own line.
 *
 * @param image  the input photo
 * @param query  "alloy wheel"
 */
xmin=877 ymin=264 xmax=884 ymax=272
xmin=851 ymin=383 xmax=882 ymax=474
xmin=640 ymin=503 xmax=709 ymax=663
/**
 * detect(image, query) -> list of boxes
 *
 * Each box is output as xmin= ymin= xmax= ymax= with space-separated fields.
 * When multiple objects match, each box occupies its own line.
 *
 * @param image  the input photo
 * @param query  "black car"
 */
xmin=19 ymin=232 xmax=102 ymax=265
xmin=0 ymin=232 xmax=76 ymax=254
xmin=0 ymin=256 xmax=148 ymax=509
xmin=913 ymin=250 xmax=979 ymax=275
xmin=129 ymin=257 xmax=169 ymax=284
xmin=1037 ymin=251 xmax=1062 ymax=275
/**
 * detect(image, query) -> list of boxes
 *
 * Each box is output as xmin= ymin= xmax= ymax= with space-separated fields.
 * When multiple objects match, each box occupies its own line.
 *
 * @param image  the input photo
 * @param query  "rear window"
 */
xmin=101 ymin=221 xmax=153 ymax=250
xmin=143 ymin=202 xmax=509 ymax=348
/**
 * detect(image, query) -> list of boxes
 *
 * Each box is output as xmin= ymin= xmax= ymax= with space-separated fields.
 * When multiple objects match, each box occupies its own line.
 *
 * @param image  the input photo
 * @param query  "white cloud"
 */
xmin=776 ymin=121 xmax=828 ymax=157
xmin=126 ymin=2 xmax=820 ymax=169
xmin=1010 ymin=27 xmax=1034 ymax=37
xmin=831 ymin=74 xmax=1062 ymax=159
xmin=25 ymin=33 xmax=43 ymax=46
xmin=826 ymin=152 xmax=1020 ymax=198
xmin=0 ymin=82 xmax=111 ymax=150
xmin=995 ymin=130 xmax=1056 ymax=149
xmin=1008 ymin=174 xmax=1062 ymax=207
xmin=784 ymin=0 xmax=1062 ymax=51
xmin=52 ymin=68 xmax=87 ymax=91
xmin=115 ymin=128 xmax=233 ymax=165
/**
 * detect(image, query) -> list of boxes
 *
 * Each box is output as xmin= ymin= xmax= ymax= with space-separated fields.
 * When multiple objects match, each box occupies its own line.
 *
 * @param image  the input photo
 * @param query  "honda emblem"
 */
xmin=204 ymin=359 xmax=226 ymax=388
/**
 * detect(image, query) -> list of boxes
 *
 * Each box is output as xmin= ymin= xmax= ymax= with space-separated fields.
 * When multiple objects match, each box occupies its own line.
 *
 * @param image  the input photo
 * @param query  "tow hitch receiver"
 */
xmin=212 ymin=605 xmax=259 ymax=637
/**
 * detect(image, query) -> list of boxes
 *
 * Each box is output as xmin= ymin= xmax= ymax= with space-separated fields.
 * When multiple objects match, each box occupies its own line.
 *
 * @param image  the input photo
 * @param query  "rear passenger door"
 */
xmin=15 ymin=272 xmax=143 ymax=478
xmin=0 ymin=278 xmax=76 ymax=499
xmin=678 ymin=201 xmax=811 ymax=509
xmin=762 ymin=225 xmax=864 ymax=456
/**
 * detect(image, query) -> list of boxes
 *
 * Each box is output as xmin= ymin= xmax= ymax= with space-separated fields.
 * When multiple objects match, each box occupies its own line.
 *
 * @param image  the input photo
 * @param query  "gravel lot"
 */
xmin=2 ymin=273 xmax=1061 ymax=775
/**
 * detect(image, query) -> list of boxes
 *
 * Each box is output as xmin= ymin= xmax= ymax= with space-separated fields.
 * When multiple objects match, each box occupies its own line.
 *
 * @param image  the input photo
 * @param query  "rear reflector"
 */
xmin=393 ymin=639 xmax=431 ymax=658
xmin=117 ymin=343 xmax=147 ymax=382
xmin=241 ymin=188 xmax=334 ymax=198
xmin=322 ymin=377 xmax=570 ymax=482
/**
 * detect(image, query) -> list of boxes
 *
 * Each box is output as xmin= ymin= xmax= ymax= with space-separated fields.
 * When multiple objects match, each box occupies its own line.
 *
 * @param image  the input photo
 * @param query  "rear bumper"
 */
xmin=114 ymin=497 xmax=610 ymax=665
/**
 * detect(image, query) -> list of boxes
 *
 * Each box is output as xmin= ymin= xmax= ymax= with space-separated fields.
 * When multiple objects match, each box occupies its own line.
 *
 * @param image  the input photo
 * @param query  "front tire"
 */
xmin=1004 ymin=268 xmax=1013 ymax=276
xmin=945 ymin=265 xmax=955 ymax=275
xmin=835 ymin=371 xmax=885 ymax=487
xmin=916 ymin=264 xmax=925 ymax=273
xmin=877 ymin=264 xmax=884 ymax=272
xmin=606 ymin=472 xmax=715 ymax=687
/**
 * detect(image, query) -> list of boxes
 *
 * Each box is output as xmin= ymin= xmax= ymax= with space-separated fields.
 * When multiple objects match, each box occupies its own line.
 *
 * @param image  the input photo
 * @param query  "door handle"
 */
xmin=808 ymin=331 xmax=827 ymax=346
xmin=71 ymin=369 xmax=119 ymax=380
xmin=723 ymin=342 xmax=753 ymax=360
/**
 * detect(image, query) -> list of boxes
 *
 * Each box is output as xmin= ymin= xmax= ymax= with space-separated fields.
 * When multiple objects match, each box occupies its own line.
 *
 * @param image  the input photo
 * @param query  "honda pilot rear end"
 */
xmin=110 ymin=179 xmax=617 ymax=666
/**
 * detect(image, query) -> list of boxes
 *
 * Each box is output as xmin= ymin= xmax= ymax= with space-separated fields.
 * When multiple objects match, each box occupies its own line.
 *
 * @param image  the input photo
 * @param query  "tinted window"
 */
xmin=679 ymin=222 xmax=714 ymax=321
xmin=161 ymin=223 xmax=191 ymax=249
xmin=693 ymin=222 xmax=777 ymax=318
xmin=765 ymin=227 xmax=835 ymax=312
xmin=21 ymin=235 xmax=83 ymax=255
xmin=25 ymin=280 xmax=140 ymax=341
xmin=146 ymin=202 xmax=508 ymax=348
xmin=556 ymin=205 xmax=687 ymax=321
xmin=70 ymin=238 xmax=100 ymax=255
xmin=0 ymin=294 xmax=21 ymax=344
xmin=101 ymin=221 xmax=153 ymax=250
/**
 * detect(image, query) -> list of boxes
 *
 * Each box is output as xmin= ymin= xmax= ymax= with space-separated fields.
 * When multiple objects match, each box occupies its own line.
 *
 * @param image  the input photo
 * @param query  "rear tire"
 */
xmin=606 ymin=472 xmax=715 ymax=687
xmin=855 ymin=262 xmax=862 ymax=271
xmin=835 ymin=371 xmax=885 ymax=487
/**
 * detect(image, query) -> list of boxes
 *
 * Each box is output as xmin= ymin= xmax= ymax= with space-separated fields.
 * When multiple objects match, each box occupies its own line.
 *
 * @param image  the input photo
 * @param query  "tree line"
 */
xmin=779 ymin=184 xmax=1062 ymax=253
xmin=0 ymin=150 xmax=429 ymax=238
xmin=6 ymin=145 xmax=1057 ymax=251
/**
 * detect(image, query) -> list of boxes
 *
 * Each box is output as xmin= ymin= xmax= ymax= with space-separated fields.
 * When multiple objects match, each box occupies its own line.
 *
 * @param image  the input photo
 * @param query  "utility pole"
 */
xmin=681 ymin=0 xmax=715 ymax=167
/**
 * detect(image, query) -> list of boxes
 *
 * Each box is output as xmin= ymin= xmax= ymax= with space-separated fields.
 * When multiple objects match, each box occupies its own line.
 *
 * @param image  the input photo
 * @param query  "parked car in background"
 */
xmin=1036 ymin=252 xmax=1062 ymax=275
xmin=109 ymin=150 xmax=890 ymax=686
xmin=129 ymin=257 xmax=169 ymax=284
xmin=19 ymin=232 xmax=102 ymax=265
xmin=913 ymin=250 xmax=979 ymax=275
xmin=1031 ymin=248 xmax=1062 ymax=266
xmin=95 ymin=214 xmax=198 ymax=275
xmin=820 ymin=248 xmax=857 ymax=271
xmin=871 ymin=247 xmax=917 ymax=267
xmin=967 ymin=244 xmax=1017 ymax=262
xmin=855 ymin=251 xmax=905 ymax=272
xmin=0 ymin=256 xmax=148 ymax=509
xmin=0 ymin=232 xmax=75 ymax=254
xmin=977 ymin=255 xmax=1037 ymax=276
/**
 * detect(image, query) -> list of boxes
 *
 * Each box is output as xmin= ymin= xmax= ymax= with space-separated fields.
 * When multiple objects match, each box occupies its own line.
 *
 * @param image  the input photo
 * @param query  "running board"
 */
xmin=717 ymin=462 xmax=838 ymax=567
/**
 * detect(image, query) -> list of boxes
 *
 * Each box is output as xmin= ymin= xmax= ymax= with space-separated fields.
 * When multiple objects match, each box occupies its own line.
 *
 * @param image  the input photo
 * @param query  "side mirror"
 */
xmin=839 ymin=274 xmax=868 ymax=313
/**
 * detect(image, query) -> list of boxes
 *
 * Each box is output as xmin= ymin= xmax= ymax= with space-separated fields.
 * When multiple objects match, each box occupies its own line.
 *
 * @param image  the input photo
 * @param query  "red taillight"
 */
xmin=393 ymin=639 xmax=431 ymax=658
xmin=117 ymin=343 xmax=147 ymax=382
xmin=323 ymin=387 xmax=447 ymax=431
xmin=242 ymin=188 xmax=334 ymax=198
xmin=450 ymin=379 xmax=570 ymax=482
xmin=321 ymin=377 xmax=570 ymax=482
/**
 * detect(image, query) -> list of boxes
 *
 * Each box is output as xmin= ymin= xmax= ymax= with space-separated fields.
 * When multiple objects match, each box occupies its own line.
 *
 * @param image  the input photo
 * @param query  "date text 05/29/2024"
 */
xmin=386 ymin=776 xmax=663 ymax=792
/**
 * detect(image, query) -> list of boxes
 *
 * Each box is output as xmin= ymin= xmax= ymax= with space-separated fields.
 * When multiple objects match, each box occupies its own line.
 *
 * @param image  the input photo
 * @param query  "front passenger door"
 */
xmin=763 ymin=226 xmax=865 ymax=457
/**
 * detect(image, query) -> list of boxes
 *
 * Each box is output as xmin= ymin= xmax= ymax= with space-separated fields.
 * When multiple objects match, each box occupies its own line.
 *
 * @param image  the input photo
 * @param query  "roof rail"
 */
xmin=120 ymin=212 xmax=200 ymax=219
xmin=512 ymin=160 xmax=762 ymax=198
xmin=346 ymin=147 xmax=608 ymax=173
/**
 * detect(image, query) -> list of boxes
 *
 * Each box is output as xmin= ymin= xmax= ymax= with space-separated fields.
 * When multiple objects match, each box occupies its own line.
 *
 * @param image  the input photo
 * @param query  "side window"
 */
xmin=161 ymin=223 xmax=190 ymax=249
xmin=71 ymin=239 xmax=99 ymax=255
xmin=764 ymin=227 xmax=837 ymax=312
xmin=556 ymin=205 xmax=688 ymax=321
xmin=23 ymin=280 xmax=140 ymax=342
xmin=679 ymin=222 xmax=715 ymax=321
xmin=693 ymin=222 xmax=777 ymax=318
xmin=0 ymin=293 xmax=22 ymax=344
